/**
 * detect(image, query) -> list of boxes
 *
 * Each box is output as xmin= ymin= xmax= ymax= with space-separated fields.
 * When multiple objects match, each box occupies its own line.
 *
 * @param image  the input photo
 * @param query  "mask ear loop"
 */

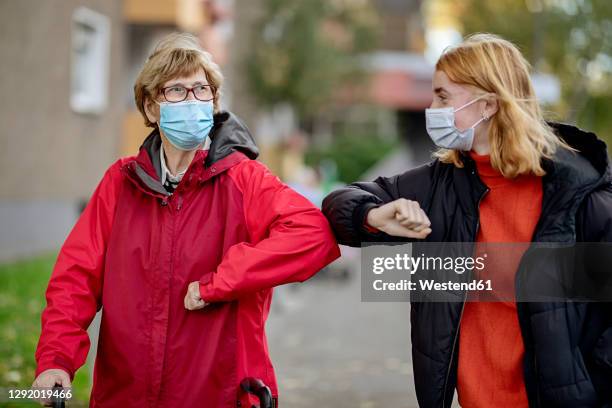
xmin=469 ymin=114 xmax=488 ymax=129
xmin=454 ymin=93 xmax=492 ymax=113
xmin=456 ymin=93 xmax=494 ymax=130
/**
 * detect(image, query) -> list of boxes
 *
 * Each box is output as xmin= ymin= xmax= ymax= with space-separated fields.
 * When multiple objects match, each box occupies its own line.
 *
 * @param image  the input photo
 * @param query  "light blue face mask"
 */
xmin=157 ymin=100 xmax=214 ymax=151
xmin=425 ymin=95 xmax=489 ymax=151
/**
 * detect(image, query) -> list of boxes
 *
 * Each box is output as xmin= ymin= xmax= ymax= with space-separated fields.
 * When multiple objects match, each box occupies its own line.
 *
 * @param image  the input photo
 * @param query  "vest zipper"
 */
xmin=441 ymin=182 xmax=489 ymax=407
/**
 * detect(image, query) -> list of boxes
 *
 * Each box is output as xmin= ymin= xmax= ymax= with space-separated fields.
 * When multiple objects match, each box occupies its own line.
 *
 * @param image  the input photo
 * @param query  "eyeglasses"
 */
xmin=160 ymin=84 xmax=216 ymax=103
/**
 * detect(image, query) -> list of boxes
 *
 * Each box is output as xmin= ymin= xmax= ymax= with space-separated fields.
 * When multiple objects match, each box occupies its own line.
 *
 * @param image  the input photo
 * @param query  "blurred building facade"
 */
xmin=0 ymin=0 xmax=125 ymax=261
xmin=0 ymin=0 xmax=219 ymax=261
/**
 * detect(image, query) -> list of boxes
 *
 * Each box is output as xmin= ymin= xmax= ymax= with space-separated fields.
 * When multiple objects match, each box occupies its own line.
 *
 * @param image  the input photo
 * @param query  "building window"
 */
xmin=70 ymin=7 xmax=111 ymax=115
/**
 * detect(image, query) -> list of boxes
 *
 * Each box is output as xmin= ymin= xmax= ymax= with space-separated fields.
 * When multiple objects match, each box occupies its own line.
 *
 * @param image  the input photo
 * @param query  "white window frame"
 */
xmin=70 ymin=7 xmax=111 ymax=115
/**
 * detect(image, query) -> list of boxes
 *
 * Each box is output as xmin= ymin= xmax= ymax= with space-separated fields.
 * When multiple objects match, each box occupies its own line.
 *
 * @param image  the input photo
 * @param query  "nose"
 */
xmin=429 ymin=100 xmax=441 ymax=109
xmin=185 ymin=89 xmax=197 ymax=101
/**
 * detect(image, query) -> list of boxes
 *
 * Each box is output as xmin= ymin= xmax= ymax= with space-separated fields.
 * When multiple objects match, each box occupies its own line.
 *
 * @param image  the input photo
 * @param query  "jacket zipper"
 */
xmin=517 ymin=250 xmax=542 ymax=408
xmin=517 ymin=185 xmax=553 ymax=408
xmin=441 ymin=179 xmax=489 ymax=407
xmin=521 ymin=235 xmax=542 ymax=407
xmin=154 ymin=188 xmax=179 ymax=404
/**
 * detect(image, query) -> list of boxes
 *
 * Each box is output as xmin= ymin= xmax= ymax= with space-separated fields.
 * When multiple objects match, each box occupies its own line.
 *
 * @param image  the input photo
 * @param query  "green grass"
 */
xmin=0 ymin=254 xmax=91 ymax=407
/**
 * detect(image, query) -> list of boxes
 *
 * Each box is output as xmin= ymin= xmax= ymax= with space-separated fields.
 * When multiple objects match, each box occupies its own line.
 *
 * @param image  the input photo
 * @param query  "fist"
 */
xmin=366 ymin=198 xmax=432 ymax=239
xmin=31 ymin=368 xmax=71 ymax=406
xmin=184 ymin=281 xmax=209 ymax=310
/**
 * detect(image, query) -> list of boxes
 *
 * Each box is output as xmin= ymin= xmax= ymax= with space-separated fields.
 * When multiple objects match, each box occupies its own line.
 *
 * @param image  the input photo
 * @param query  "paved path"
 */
xmin=266 ymin=250 xmax=420 ymax=408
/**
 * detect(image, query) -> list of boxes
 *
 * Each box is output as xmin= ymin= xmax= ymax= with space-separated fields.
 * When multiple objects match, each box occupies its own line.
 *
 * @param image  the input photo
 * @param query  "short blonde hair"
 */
xmin=433 ymin=33 xmax=571 ymax=178
xmin=134 ymin=32 xmax=224 ymax=128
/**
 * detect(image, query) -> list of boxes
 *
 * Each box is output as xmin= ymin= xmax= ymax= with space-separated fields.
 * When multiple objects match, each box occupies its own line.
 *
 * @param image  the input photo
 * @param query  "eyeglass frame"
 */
xmin=159 ymin=84 xmax=217 ymax=103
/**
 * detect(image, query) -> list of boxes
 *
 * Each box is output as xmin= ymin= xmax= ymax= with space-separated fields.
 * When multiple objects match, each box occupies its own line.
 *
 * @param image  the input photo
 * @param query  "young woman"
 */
xmin=32 ymin=33 xmax=340 ymax=407
xmin=323 ymin=33 xmax=612 ymax=407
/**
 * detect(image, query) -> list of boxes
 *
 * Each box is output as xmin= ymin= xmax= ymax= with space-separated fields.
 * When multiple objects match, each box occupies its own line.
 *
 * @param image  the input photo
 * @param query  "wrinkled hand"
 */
xmin=184 ymin=281 xmax=209 ymax=310
xmin=31 ymin=368 xmax=71 ymax=406
xmin=366 ymin=198 xmax=432 ymax=239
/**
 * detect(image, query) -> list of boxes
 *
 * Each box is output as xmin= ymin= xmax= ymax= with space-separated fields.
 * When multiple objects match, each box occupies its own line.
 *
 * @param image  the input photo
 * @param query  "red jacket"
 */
xmin=35 ymin=112 xmax=340 ymax=407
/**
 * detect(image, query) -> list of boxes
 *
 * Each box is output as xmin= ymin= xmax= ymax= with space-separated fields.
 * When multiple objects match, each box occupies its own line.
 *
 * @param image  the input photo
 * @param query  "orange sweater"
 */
xmin=457 ymin=152 xmax=542 ymax=408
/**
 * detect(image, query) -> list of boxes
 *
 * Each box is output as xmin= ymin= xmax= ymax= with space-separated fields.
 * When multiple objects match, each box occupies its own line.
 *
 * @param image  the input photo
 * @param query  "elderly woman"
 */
xmin=32 ymin=33 xmax=340 ymax=407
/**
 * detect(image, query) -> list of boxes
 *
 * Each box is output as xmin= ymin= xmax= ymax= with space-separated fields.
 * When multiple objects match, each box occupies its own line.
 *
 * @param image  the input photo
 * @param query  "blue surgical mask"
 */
xmin=425 ymin=95 xmax=489 ymax=151
xmin=157 ymin=100 xmax=214 ymax=151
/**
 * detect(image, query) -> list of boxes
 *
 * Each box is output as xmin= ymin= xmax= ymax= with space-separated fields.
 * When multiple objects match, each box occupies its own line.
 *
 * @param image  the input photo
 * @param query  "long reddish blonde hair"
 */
xmin=434 ymin=33 xmax=571 ymax=177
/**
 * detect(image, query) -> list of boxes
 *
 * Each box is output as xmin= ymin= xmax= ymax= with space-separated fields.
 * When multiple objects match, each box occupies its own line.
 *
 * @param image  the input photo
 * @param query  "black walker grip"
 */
xmin=239 ymin=377 xmax=274 ymax=408
xmin=51 ymin=384 xmax=65 ymax=408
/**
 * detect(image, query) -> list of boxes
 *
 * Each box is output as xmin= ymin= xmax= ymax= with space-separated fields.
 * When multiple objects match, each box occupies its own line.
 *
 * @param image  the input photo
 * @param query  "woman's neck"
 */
xmin=471 ymin=125 xmax=491 ymax=155
xmin=471 ymin=139 xmax=490 ymax=155
xmin=161 ymin=139 xmax=197 ymax=176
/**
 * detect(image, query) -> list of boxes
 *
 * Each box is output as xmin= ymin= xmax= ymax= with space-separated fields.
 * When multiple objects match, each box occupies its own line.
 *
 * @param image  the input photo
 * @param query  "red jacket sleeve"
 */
xmin=34 ymin=160 xmax=122 ymax=380
xmin=199 ymin=160 xmax=340 ymax=302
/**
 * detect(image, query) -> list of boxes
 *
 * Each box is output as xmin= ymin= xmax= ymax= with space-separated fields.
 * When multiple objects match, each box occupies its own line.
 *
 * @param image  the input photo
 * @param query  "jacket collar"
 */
xmin=536 ymin=122 xmax=610 ymax=241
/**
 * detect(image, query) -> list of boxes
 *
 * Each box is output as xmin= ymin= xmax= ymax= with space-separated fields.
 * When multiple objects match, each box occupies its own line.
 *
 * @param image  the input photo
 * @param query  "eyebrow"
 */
xmin=165 ymin=81 xmax=210 ymax=88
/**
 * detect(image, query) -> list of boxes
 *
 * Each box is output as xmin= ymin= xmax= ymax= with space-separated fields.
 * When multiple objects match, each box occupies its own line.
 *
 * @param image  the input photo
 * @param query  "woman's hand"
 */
xmin=31 ymin=368 xmax=71 ymax=406
xmin=184 ymin=281 xmax=209 ymax=310
xmin=366 ymin=198 xmax=432 ymax=239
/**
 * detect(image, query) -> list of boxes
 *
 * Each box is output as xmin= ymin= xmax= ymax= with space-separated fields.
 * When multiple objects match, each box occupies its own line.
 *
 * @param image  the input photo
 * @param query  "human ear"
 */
xmin=144 ymin=96 xmax=160 ymax=125
xmin=483 ymin=94 xmax=499 ymax=120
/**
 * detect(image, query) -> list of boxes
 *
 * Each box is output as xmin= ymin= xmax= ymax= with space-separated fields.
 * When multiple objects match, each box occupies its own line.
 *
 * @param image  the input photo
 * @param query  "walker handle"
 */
xmin=239 ymin=377 xmax=274 ymax=408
